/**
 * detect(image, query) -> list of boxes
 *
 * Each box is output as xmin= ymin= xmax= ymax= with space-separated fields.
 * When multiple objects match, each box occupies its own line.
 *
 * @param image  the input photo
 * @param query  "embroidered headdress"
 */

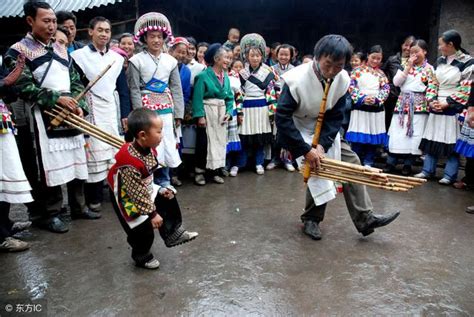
xmin=240 ymin=33 xmax=266 ymax=61
xmin=133 ymin=12 xmax=173 ymax=44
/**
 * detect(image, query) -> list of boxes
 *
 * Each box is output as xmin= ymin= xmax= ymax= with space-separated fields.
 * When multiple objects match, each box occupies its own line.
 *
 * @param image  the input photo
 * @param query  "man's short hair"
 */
xmin=313 ymin=34 xmax=352 ymax=63
xmin=23 ymin=1 xmax=52 ymax=19
xmin=56 ymin=10 xmax=77 ymax=25
xmin=128 ymin=108 xmax=158 ymax=138
xmin=89 ymin=16 xmax=111 ymax=30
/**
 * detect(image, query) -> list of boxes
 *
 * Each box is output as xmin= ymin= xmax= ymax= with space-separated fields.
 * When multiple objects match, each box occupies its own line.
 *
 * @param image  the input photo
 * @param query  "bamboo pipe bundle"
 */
xmin=304 ymin=157 xmax=426 ymax=192
xmin=49 ymin=62 xmax=116 ymax=128
xmin=44 ymin=110 xmax=124 ymax=150
xmin=52 ymin=106 xmax=124 ymax=146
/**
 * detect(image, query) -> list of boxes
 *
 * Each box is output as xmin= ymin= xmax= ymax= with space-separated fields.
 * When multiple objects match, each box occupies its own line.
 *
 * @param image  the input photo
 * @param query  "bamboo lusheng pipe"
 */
xmin=51 ymin=108 xmax=124 ymax=145
xmin=303 ymin=79 xmax=332 ymax=183
xmin=45 ymin=111 xmax=123 ymax=149
xmin=52 ymin=107 xmax=124 ymax=146
xmin=314 ymin=172 xmax=409 ymax=192
xmin=317 ymin=164 xmax=421 ymax=188
xmin=316 ymin=169 xmax=413 ymax=189
xmin=50 ymin=61 xmax=116 ymax=127
xmin=313 ymin=171 xmax=409 ymax=192
xmin=49 ymin=109 xmax=124 ymax=149
xmin=319 ymin=163 xmax=420 ymax=187
xmin=320 ymin=158 xmax=425 ymax=184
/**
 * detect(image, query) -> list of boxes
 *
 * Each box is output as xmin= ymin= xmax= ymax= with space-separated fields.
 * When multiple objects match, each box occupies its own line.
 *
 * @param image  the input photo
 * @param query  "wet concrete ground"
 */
xmin=1 ymin=168 xmax=474 ymax=316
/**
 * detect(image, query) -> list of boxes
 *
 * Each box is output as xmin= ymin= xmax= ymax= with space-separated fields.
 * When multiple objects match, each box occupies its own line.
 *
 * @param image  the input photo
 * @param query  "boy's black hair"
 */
xmin=276 ymin=44 xmax=294 ymax=60
xmin=89 ymin=16 xmax=111 ymax=30
xmin=56 ymin=10 xmax=77 ymax=25
xmin=128 ymin=108 xmax=158 ymax=138
xmin=313 ymin=34 xmax=352 ymax=63
xmin=23 ymin=1 xmax=52 ymax=19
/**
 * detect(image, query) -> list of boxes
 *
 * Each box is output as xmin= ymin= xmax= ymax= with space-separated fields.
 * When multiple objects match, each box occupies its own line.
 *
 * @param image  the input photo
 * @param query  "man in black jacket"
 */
xmin=276 ymin=35 xmax=399 ymax=240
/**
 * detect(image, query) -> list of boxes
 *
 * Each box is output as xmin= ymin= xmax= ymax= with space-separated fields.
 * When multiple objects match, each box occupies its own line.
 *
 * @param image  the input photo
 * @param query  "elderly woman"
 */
xmin=192 ymin=43 xmax=234 ymax=185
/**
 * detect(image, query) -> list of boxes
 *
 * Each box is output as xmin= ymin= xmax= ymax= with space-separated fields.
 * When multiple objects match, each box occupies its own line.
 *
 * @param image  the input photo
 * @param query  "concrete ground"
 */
xmin=1 ymin=169 xmax=474 ymax=316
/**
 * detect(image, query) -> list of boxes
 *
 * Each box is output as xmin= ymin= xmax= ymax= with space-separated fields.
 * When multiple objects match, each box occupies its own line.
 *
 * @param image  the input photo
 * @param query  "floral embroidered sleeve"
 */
xmin=448 ymin=64 xmax=474 ymax=107
xmin=375 ymin=72 xmax=390 ymax=106
xmin=425 ymin=70 xmax=439 ymax=102
xmin=349 ymin=69 xmax=366 ymax=107
xmin=234 ymin=90 xmax=244 ymax=115
xmin=118 ymin=166 xmax=156 ymax=218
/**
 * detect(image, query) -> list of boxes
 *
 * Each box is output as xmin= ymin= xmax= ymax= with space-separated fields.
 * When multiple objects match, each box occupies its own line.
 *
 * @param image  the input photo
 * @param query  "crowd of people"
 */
xmin=1 ymin=2 xmax=473 ymax=270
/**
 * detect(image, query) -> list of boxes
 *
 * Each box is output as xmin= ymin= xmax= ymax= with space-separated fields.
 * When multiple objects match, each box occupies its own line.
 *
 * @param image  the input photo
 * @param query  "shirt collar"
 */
xmin=88 ymin=43 xmax=108 ymax=55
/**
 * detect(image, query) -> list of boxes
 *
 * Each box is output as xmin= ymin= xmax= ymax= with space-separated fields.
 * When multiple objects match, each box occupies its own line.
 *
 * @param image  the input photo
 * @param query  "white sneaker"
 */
xmin=230 ymin=166 xmax=239 ymax=177
xmin=141 ymin=258 xmax=160 ymax=270
xmin=284 ymin=162 xmax=295 ymax=172
xmin=0 ymin=237 xmax=29 ymax=252
xmin=266 ymin=162 xmax=277 ymax=170
xmin=414 ymin=172 xmax=428 ymax=179
xmin=438 ymin=178 xmax=452 ymax=185
xmin=256 ymin=165 xmax=265 ymax=175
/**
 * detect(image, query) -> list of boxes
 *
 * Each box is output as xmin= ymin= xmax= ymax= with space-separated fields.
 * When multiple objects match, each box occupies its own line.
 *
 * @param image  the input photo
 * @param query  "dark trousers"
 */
xmin=0 ymin=202 xmax=13 ymax=242
xmin=15 ymin=125 xmax=42 ymax=216
xmin=84 ymin=181 xmax=104 ymax=206
xmin=384 ymin=95 xmax=397 ymax=131
xmin=301 ymin=140 xmax=373 ymax=231
xmin=37 ymin=179 xmax=86 ymax=219
xmin=462 ymin=157 xmax=474 ymax=186
xmin=111 ymin=190 xmax=183 ymax=265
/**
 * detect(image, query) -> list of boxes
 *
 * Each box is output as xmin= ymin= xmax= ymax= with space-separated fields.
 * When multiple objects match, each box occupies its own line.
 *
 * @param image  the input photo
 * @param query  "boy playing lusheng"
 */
xmin=108 ymin=108 xmax=198 ymax=270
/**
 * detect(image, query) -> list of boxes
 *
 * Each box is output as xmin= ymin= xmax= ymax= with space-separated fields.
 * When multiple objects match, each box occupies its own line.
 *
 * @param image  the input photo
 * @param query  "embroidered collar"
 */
xmin=26 ymin=32 xmax=52 ymax=48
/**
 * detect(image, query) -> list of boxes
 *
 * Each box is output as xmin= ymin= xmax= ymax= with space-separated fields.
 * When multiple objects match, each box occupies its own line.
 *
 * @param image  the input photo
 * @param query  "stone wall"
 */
xmin=439 ymin=0 xmax=474 ymax=55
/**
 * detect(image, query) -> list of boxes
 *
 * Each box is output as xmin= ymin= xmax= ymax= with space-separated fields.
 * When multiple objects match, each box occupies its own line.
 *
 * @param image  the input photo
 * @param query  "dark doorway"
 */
xmin=140 ymin=0 xmax=438 ymax=60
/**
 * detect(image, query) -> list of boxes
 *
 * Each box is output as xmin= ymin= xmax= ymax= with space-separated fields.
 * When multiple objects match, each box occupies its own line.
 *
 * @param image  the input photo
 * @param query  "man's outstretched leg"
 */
xmin=341 ymin=140 xmax=400 ymax=236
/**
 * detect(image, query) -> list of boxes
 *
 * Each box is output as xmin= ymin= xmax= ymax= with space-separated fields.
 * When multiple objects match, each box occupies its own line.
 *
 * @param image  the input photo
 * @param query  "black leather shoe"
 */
xmin=33 ymin=217 xmax=69 ymax=233
xmin=401 ymin=165 xmax=412 ymax=176
xmin=303 ymin=220 xmax=322 ymax=240
xmin=466 ymin=206 xmax=474 ymax=214
xmin=383 ymin=164 xmax=396 ymax=174
xmin=360 ymin=211 xmax=400 ymax=236
xmin=71 ymin=209 xmax=101 ymax=220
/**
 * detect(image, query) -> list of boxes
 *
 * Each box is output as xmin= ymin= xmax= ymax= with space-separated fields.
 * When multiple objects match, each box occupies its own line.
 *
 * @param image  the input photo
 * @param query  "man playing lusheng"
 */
xmin=276 ymin=35 xmax=399 ymax=240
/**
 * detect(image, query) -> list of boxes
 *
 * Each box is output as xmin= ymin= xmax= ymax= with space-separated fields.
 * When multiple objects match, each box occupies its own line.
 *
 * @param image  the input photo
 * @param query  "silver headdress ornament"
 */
xmin=240 ymin=33 xmax=267 ymax=61
xmin=133 ymin=12 xmax=173 ymax=44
